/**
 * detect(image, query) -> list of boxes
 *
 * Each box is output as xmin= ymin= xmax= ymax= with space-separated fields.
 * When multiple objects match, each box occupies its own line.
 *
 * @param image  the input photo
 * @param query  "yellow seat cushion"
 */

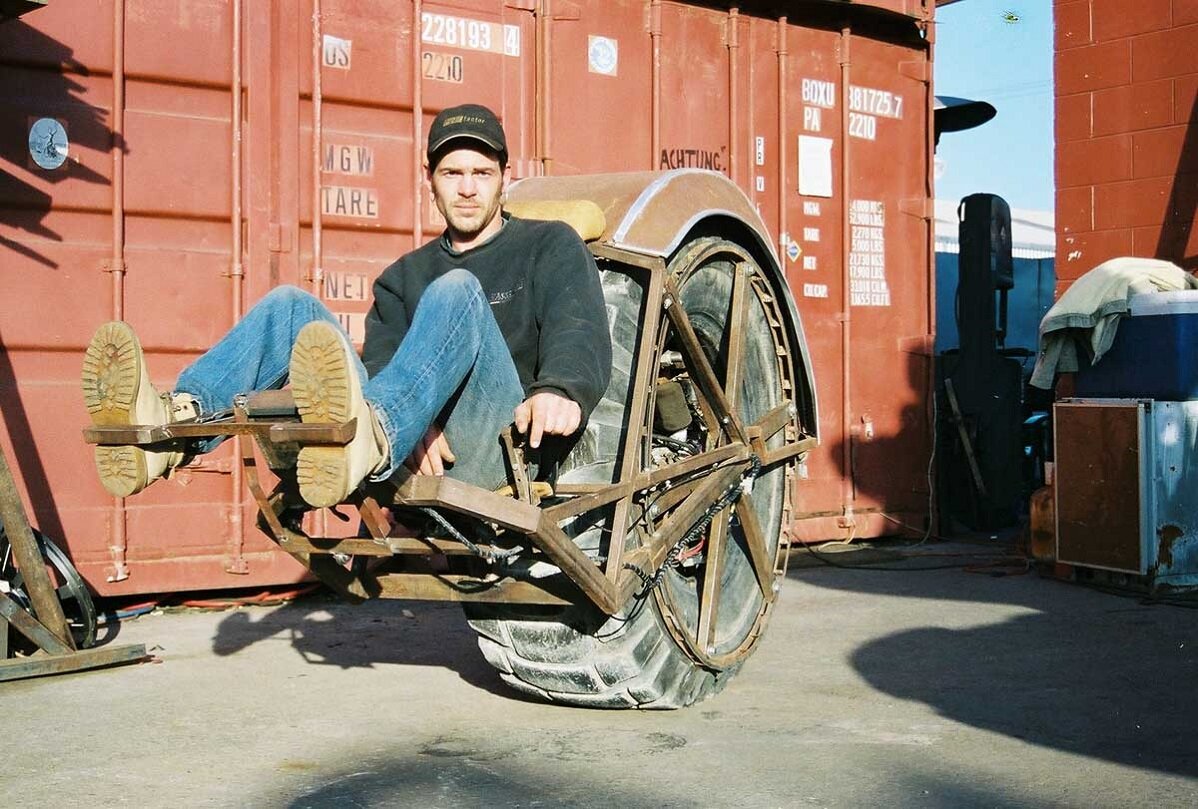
xmin=504 ymin=199 xmax=606 ymax=242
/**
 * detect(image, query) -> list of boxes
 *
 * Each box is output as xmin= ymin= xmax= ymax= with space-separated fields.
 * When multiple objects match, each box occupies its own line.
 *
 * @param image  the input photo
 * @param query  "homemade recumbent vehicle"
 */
xmin=84 ymin=171 xmax=818 ymax=708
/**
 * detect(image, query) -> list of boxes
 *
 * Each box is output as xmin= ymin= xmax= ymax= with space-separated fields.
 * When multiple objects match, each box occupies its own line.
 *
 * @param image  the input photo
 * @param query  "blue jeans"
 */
xmin=176 ymin=271 xmax=525 ymax=489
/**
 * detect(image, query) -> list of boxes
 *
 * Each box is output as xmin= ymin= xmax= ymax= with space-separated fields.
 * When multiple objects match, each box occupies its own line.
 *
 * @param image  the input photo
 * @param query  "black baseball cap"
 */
xmin=426 ymin=104 xmax=508 ymax=166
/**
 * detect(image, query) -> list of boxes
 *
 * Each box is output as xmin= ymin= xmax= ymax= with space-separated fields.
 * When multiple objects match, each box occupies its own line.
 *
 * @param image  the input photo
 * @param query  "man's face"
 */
xmin=428 ymin=145 xmax=509 ymax=243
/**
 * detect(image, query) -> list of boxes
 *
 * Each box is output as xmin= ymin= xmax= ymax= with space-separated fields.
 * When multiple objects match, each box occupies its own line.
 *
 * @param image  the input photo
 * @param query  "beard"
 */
xmin=441 ymin=198 xmax=501 ymax=241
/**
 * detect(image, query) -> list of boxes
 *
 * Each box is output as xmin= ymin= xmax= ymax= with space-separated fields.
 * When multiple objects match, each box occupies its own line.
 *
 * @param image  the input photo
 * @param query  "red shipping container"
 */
xmin=0 ymin=0 xmax=936 ymax=595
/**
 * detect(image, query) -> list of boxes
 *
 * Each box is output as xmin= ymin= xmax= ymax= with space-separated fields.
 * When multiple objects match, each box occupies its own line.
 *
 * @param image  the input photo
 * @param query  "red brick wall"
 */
xmin=1055 ymin=0 xmax=1198 ymax=291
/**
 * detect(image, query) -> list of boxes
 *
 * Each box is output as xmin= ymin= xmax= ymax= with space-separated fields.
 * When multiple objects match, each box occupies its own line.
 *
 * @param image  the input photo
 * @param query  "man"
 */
xmin=83 ymin=104 xmax=612 ymax=508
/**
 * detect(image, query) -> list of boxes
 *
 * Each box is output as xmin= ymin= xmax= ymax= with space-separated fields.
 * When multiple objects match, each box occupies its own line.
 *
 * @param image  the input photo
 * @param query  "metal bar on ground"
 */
xmin=0 ymin=643 xmax=149 ymax=683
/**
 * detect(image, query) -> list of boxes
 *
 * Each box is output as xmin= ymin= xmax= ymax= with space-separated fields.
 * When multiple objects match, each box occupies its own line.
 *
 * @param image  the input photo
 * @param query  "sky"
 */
xmin=933 ymin=1 xmax=1054 ymax=211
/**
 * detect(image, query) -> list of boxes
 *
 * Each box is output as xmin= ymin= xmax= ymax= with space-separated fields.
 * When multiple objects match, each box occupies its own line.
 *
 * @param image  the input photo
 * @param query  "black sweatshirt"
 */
xmin=362 ymin=215 xmax=613 ymax=419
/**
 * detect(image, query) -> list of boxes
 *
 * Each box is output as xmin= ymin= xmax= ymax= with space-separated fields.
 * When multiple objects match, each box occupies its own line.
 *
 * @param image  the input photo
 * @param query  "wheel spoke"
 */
xmin=696 ymin=507 xmax=731 ymax=651
xmin=723 ymin=261 xmax=750 ymax=408
xmin=734 ymin=492 xmax=775 ymax=602
xmin=663 ymin=277 xmax=746 ymax=443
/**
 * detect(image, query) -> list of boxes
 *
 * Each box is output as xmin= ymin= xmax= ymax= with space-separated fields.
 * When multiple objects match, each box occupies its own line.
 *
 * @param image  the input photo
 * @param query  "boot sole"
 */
xmin=291 ymin=323 xmax=354 ymax=508
xmin=82 ymin=322 xmax=148 ymax=497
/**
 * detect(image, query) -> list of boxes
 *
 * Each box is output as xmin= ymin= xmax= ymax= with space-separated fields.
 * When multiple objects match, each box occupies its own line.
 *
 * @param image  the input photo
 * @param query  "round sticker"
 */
xmin=28 ymin=118 xmax=69 ymax=170
xmin=588 ymin=36 xmax=617 ymax=76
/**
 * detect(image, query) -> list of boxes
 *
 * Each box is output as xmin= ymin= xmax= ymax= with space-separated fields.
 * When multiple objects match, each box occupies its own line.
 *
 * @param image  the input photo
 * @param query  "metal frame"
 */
xmin=84 ymin=243 xmax=813 ymax=669
xmin=1 ymin=425 xmax=147 ymax=681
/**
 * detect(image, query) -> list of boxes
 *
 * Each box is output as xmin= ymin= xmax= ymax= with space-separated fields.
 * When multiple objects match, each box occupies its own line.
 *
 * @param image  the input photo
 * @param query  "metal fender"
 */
xmin=508 ymin=169 xmax=819 ymax=440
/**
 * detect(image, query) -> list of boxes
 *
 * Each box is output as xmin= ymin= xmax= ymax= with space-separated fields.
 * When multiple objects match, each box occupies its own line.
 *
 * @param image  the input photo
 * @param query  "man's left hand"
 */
xmin=513 ymin=391 xmax=582 ymax=449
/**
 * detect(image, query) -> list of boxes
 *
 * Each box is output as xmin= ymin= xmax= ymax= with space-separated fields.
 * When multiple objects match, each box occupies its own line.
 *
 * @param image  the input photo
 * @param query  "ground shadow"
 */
xmin=211 ymin=594 xmax=519 ymax=699
xmin=789 ymin=555 xmax=1198 ymax=778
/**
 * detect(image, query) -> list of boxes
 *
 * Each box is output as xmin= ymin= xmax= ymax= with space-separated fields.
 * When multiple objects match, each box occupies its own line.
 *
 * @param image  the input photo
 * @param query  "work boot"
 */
xmin=289 ymin=321 xmax=387 ymax=508
xmin=82 ymin=322 xmax=199 ymax=497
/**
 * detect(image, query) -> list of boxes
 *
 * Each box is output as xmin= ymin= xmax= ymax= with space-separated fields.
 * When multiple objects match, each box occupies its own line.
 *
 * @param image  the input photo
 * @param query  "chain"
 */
xmin=624 ymin=455 xmax=762 ymax=598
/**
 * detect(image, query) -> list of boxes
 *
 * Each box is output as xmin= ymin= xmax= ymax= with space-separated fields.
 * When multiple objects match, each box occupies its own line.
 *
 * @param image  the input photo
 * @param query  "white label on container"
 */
xmin=787 ymin=240 xmax=801 ymax=262
xmin=803 ymin=255 xmax=818 ymax=271
xmin=588 ymin=35 xmax=618 ymax=75
xmin=848 ymin=199 xmax=891 ymax=307
xmin=798 ymin=135 xmax=833 ymax=198
xmin=323 ymin=144 xmax=374 ymax=176
xmin=28 ymin=117 xmax=68 ymax=170
xmin=504 ymin=25 xmax=521 ymax=57
xmin=801 ymin=78 xmax=836 ymax=109
xmin=803 ymin=201 xmax=821 ymax=216
xmin=849 ymin=85 xmax=904 ymax=119
xmin=754 ymin=136 xmax=765 ymax=166
xmin=422 ymin=12 xmax=512 ymax=56
xmin=803 ymin=106 xmax=822 ymax=132
xmin=324 ymin=272 xmax=369 ymax=302
xmin=803 ymin=283 xmax=829 ymax=299
xmin=322 ymin=35 xmax=351 ymax=69
xmin=755 ymin=175 xmax=765 ymax=193
xmin=335 ymin=312 xmax=366 ymax=344
xmin=849 ymin=112 xmax=877 ymax=141
xmin=802 ymin=227 xmax=820 ymax=243
xmin=321 ymin=185 xmax=379 ymax=219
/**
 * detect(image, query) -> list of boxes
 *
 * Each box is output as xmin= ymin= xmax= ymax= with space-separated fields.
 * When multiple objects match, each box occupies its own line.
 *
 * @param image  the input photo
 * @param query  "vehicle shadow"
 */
xmin=788 ymin=557 xmax=1198 ymax=779
xmin=210 ymin=594 xmax=519 ymax=699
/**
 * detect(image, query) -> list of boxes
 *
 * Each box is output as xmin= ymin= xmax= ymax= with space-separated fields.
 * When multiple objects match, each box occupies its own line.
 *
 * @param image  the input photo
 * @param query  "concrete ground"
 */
xmin=4 ymin=542 xmax=1196 ymax=808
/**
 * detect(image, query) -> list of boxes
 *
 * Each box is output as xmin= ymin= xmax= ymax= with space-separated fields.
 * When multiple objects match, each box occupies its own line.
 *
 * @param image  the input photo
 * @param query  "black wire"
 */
xmin=419 ymin=507 xmax=522 ymax=564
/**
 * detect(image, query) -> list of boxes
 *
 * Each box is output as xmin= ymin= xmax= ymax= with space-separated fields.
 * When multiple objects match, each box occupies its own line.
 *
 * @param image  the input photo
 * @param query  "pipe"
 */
xmin=227 ymin=0 xmax=247 ymax=574
xmin=311 ymin=0 xmax=328 ymax=541
xmin=838 ymin=24 xmax=855 ymax=528
xmin=310 ymin=0 xmax=324 ymax=296
xmin=923 ymin=16 xmax=938 ymax=534
xmin=776 ymin=16 xmax=786 ymax=258
xmin=536 ymin=0 xmax=553 ymax=174
xmin=650 ymin=0 xmax=662 ymax=169
xmin=727 ymin=7 xmax=739 ymax=184
xmin=108 ymin=0 xmax=129 ymax=583
xmin=413 ymin=0 xmax=424 ymax=248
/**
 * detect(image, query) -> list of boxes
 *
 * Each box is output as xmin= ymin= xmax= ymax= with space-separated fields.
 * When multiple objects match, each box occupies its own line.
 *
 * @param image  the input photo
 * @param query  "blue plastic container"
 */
xmin=1075 ymin=290 xmax=1198 ymax=401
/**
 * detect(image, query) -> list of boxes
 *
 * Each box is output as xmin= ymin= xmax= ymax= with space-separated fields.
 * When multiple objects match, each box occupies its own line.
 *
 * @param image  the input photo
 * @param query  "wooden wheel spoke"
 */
xmin=696 ymin=506 xmax=732 ymax=651
xmin=723 ymin=261 xmax=750 ymax=411
xmin=734 ymin=492 xmax=775 ymax=602
xmin=664 ymin=277 xmax=746 ymax=443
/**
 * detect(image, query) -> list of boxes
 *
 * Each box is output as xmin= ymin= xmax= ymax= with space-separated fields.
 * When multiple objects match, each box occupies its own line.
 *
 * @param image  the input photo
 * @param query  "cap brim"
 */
xmin=428 ymin=133 xmax=507 ymax=157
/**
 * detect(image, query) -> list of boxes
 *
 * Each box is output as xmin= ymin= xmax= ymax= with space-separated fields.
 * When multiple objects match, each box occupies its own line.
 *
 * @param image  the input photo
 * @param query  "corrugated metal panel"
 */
xmin=0 ymin=0 xmax=934 ymax=595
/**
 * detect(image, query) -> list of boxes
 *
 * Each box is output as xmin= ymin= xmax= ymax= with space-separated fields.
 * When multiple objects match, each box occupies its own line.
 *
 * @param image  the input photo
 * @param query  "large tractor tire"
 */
xmin=465 ymin=237 xmax=796 ymax=708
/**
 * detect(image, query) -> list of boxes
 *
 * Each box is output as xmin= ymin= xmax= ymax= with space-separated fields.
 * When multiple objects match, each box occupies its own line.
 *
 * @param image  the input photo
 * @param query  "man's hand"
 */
xmin=513 ymin=391 xmax=582 ymax=448
xmin=405 ymin=424 xmax=456 ymax=475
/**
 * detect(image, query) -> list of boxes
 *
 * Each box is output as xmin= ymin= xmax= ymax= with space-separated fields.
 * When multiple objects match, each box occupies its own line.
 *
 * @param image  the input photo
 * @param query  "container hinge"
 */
xmin=647 ymin=2 xmax=661 ymax=36
xmin=100 ymin=259 xmax=127 ymax=274
xmin=899 ymin=59 xmax=930 ymax=83
xmin=539 ymin=0 xmax=580 ymax=21
xmin=899 ymin=197 xmax=933 ymax=220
